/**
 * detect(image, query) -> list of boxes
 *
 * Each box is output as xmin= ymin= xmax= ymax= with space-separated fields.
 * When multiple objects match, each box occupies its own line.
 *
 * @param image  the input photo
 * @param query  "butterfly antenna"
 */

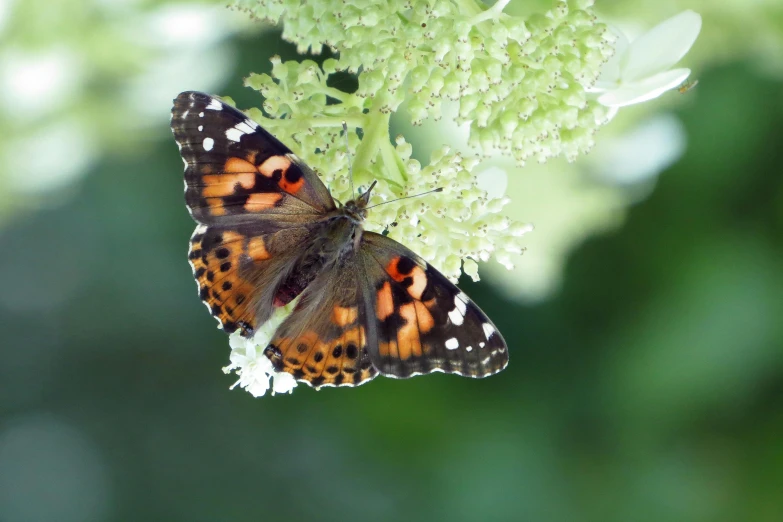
xmin=343 ymin=121 xmax=355 ymax=199
xmin=365 ymin=187 xmax=443 ymax=210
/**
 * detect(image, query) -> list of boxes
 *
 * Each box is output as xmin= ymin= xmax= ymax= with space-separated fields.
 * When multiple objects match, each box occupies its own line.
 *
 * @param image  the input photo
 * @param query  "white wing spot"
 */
xmin=202 ymin=137 xmax=214 ymax=151
xmin=482 ymin=323 xmax=495 ymax=340
xmin=225 ymin=127 xmax=243 ymax=142
xmin=455 ymin=295 xmax=467 ymax=313
xmin=182 ymin=109 xmax=189 ymax=119
xmin=206 ymin=99 xmax=222 ymax=110
xmin=237 ymin=121 xmax=256 ymax=134
xmin=244 ymin=118 xmax=259 ymax=129
xmin=448 ymin=294 xmax=467 ymax=325
xmin=479 ymin=342 xmax=486 ymax=348
xmin=197 ymin=125 xmax=203 ymax=132
xmin=198 ymin=111 xmax=204 ymax=117
xmin=445 ymin=338 xmax=459 ymax=350
xmin=465 ymin=345 xmax=473 ymax=352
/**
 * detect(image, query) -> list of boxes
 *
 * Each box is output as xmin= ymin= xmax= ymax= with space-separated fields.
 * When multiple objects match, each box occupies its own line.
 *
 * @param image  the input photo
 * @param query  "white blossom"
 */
xmin=222 ymin=304 xmax=298 ymax=397
xmin=588 ymin=10 xmax=702 ymax=111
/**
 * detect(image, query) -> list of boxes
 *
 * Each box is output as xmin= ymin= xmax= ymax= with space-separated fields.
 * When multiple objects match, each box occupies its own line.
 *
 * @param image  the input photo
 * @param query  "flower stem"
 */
xmin=378 ymin=137 xmax=406 ymax=187
xmin=353 ymin=99 xmax=391 ymax=185
xmin=467 ymin=0 xmax=510 ymax=24
xmin=454 ymin=0 xmax=483 ymax=17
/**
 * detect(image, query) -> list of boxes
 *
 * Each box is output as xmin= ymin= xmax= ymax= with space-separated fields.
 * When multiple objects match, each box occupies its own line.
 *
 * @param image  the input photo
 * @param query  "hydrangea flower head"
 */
xmin=218 ymin=1 xmax=702 ymax=397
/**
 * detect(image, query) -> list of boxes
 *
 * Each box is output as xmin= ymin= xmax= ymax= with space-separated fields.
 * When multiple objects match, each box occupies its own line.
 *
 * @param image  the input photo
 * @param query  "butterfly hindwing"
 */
xmin=188 ymin=222 xmax=319 ymax=335
xmin=264 ymin=253 xmax=379 ymax=388
xmin=171 ymin=91 xmax=334 ymax=224
xmin=361 ymin=232 xmax=508 ymax=378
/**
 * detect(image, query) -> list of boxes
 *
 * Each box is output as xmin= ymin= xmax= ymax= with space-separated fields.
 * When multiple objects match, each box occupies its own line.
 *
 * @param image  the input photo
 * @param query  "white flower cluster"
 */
xmin=354 ymin=141 xmax=533 ymax=281
xmin=234 ymin=0 xmax=615 ymax=164
xmin=244 ymin=62 xmax=532 ymax=281
xmin=219 ymin=1 xmax=703 ymax=397
xmin=222 ymin=303 xmax=298 ymax=397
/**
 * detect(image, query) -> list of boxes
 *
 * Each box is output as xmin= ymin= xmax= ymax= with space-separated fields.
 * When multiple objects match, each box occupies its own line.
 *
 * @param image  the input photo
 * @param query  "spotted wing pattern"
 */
xmin=171 ymin=91 xmax=334 ymax=225
xmin=361 ymin=232 xmax=508 ymax=378
xmin=264 ymin=254 xmax=379 ymax=388
xmin=188 ymin=223 xmax=313 ymax=335
xmin=173 ymin=91 xmax=510 ymax=389
xmin=173 ymin=91 xmax=332 ymax=335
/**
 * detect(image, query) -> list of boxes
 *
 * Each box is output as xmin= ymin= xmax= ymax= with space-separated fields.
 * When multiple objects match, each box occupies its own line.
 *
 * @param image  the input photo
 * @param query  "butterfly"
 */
xmin=171 ymin=91 xmax=508 ymax=389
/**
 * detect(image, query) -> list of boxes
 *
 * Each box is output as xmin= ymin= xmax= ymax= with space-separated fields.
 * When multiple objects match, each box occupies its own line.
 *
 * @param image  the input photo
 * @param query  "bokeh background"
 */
xmin=1 ymin=1 xmax=782 ymax=521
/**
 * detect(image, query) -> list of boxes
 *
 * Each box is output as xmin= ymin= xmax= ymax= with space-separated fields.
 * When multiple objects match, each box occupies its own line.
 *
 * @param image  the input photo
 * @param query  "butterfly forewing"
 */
xmin=361 ymin=232 xmax=508 ymax=378
xmin=173 ymin=92 xmax=332 ymax=335
xmin=171 ymin=91 xmax=334 ymax=224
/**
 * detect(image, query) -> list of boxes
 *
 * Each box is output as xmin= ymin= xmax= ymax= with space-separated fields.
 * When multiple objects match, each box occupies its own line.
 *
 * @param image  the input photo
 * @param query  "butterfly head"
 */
xmin=342 ymin=180 xmax=377 ymax=223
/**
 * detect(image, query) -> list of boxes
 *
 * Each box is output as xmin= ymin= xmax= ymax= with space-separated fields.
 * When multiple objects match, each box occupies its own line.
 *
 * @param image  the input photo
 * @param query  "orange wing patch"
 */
xmin=206 ymin=198 xmax=227 ymax=216
xmin=247 ymin=236 xmax=271 ymax=261
xmin=197 ymin=155 xmax=307 ymax=217
xmin=270 ymin=326 xmax=376 ymax=388
xmin=245 ymin=193 xmax=282 ymax=212
xmin=332 ymin=305 xmax=358 ymax=327
xmin=396 ymin=302 xmax=436 ymax=360
xmin=379 ymin=340 xmax=397 ymax=358
xmin=217 ymin=154 xmax=306 ymax=196
xmin=189 ymin=228 xmax=259 ymax=334
xmin=376 ymin=281 xmax=394 ymax=320
xmin=223 ymin=157 xmax=257 ymax=174
xmin=386 ymin=256 xmax=427 ymax=300
xmin=201 ymin=172 xmax=256 ymax=197
xmin=258 ymin=155 xmax=291 ymax=177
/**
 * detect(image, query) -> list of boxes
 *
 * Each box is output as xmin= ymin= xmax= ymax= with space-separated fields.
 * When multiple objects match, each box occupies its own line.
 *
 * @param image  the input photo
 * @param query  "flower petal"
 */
xmin=593 ymin=25 xmax=630 ymax=87
xmin=245 ymin=373 xmax=270 ymax=397
xmin=272 ymin=372 xmax=297 ymax=395
xmin=228 ymin=331 xmax=248 ymax=351
xmin=620 ymin=10 xmax=701 ymax=83
xmin=598 ymin=68 xmax=691 ymax=107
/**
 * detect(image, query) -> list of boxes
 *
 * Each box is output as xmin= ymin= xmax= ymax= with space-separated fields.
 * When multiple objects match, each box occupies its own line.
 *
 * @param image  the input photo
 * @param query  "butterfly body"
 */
xmin=271 ymin=190 xmax=371 ymax=307
xmin=172 ymin=91 xmax=508 ymax=389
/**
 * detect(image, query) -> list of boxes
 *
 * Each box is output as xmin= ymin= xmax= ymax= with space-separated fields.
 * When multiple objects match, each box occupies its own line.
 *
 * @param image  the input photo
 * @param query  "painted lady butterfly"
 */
xmin=171 ymin=91 xmax=508 ymax=388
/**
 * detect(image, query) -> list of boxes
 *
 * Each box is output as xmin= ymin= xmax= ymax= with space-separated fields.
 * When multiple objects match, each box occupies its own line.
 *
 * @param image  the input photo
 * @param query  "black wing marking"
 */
xmin=171 ymin=91 xmax=334 ymax=225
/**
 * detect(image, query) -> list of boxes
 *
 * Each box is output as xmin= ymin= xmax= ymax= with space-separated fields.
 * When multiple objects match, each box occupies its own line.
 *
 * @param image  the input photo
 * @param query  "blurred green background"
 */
xmin=1 ymin=1 xmax=782 ymax=521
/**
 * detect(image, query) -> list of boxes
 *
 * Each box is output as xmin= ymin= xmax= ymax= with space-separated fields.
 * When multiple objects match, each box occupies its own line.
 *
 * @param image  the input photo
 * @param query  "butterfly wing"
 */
xmin=171 ymin=91 xmax=335 ymax=224
xmin=265 ymin=252 xmax=379 ymax=388
xmin=263 ymin=232 xmax=508 ymax=387
xmin=188 ymin=221 xmax=317 ymax=335
xmin=172 ymin=91 xmax=508 ymax=382
xmin=172 ymin=91 xmax=334 ymax=335
xmin=360 ymin=231 xmax=508 ymax=378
